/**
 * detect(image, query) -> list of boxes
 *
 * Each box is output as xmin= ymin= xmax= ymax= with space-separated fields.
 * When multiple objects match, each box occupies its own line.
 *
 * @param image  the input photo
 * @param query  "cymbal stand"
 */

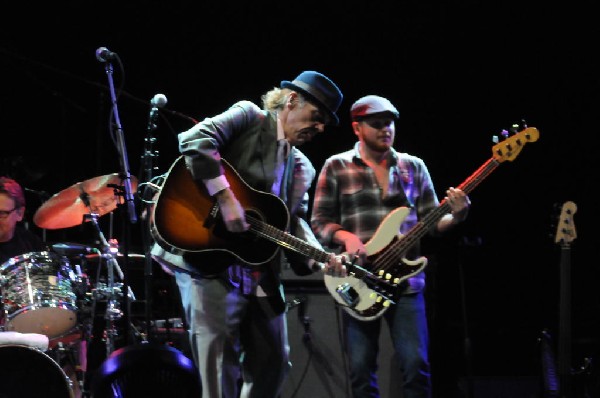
xmin=79 ymin=188 xmax=134 ymax=357
xmin=83 ymin=212 xmax=125 ymax=356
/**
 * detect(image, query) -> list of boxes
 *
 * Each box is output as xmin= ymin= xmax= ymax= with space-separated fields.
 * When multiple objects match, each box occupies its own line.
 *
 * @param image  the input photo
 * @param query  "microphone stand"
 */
xmin=100 ymin=59 xmax=136 ymax=347
xmin=140 ymin=101 xmax=161 ymax=342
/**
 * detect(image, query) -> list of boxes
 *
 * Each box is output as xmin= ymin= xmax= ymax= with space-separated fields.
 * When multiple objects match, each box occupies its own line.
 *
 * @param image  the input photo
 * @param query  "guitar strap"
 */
xmin=271 ymin=139 xmax=289 ymax=202
xmin=394 ymin=156 xmax=415 ymax=209
xmin=280 ymin=149 xmax=295 ymax=206
xmin=260 ymin=133 xmax=292 ymax=293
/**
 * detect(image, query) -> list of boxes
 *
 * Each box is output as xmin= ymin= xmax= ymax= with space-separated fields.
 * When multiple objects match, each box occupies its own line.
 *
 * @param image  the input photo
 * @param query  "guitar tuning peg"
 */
xmin=492 ymin=129 xmax=508 ymax=143
xmin=493 ymin=129 xmax=510 ymax=143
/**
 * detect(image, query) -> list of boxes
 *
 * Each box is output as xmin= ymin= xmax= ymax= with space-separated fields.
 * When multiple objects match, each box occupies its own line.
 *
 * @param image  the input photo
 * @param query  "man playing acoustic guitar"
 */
xmin=151 ymin=71 xmax=346 ymax=398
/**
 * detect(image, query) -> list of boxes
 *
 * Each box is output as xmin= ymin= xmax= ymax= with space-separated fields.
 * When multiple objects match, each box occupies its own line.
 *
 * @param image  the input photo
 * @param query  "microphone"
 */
xmin=95 ymin=47 xmax=117 ymax=62
xmin=150 ymin=93 xmax=168 ymax=108
xmin=148 ymin=93 xmax=168 ymax=131
xmin=52 ymin=243 xmax=96 ymax=255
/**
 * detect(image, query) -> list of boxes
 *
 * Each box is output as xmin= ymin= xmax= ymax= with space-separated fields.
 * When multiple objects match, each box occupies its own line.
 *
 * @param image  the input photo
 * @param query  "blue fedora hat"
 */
xmin=281 ymin=71 xmax=343 ymax=125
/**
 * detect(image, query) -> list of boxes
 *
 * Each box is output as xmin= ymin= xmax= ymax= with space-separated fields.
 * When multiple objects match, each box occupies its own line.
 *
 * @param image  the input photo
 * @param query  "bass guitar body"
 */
xmin=324 ymin=206 xmax=427 ymax=321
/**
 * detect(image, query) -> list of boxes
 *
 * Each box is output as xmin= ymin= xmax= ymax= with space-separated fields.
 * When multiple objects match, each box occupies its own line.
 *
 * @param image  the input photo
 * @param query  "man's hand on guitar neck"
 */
xmin=215 ymin=187 xmax=251 ymax=233
xmin=316 ymin=253 xmax=348 ymax=277
xmin=438 ymin=187 xmax=470 ymax=232
xmin=333 ymin=229 xmax=368 ymax=267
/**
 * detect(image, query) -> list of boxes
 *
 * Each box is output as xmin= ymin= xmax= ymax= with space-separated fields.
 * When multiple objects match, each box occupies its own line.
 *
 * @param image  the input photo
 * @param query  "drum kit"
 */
xmin=0 ymin=173 xmax=145 ymax=397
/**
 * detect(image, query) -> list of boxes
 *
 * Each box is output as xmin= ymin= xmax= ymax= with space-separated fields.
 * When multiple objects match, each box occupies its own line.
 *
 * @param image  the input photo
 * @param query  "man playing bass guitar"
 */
xmin=311 ymin=95 xmax=471 ymax=398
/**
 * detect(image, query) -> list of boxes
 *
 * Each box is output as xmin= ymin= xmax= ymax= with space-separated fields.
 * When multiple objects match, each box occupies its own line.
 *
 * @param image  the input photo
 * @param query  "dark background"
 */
xmin=2 ymin=1 xmax=598 ymax=396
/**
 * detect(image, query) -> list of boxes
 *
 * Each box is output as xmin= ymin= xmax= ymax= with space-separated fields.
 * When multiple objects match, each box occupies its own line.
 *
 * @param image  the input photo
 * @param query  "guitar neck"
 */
xmin=246 ymin=215 xmax=331 ymax=263
xmin=247 ymin=214 xmax=378 ymax=281
xmin=552 ymin=200 xmax=577 ymax=397
xmin=387 ymin=157 xmax=500 ymax=255
xmin=558 ymin=246 xmax=572 ymax=380
xmin=408 ymin=126 xmax=539 ymax=247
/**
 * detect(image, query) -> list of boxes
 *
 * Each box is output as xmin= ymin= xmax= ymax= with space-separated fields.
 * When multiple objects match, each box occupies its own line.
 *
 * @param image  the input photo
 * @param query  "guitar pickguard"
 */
xmin=324 ymin=206 xmax=427 ymax=321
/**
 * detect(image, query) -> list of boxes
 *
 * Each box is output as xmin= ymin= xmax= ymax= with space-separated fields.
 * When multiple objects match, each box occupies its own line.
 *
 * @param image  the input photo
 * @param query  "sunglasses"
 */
xmin=361 ymin=118 xmax=394 ymax=130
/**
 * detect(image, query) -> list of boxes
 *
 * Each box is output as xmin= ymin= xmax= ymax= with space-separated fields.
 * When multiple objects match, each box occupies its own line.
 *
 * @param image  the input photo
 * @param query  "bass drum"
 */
xmin=0 ymin=344 xmax=74 ymax=397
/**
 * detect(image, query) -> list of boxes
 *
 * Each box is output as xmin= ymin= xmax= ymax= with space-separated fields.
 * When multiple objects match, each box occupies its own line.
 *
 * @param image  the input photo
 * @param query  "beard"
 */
xmin=363 ymin=135 xmax=392 ymax=153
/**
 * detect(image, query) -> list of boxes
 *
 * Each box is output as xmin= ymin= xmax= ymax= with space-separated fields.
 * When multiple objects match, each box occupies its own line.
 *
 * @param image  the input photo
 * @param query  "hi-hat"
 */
xmin=33 ymin=173 xmax=138 ymax=230
xmin=84 ymin=252 xmax=145 ymax=263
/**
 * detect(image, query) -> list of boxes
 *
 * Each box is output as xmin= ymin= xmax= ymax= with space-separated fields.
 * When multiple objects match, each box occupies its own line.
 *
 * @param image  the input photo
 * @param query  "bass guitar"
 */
xmin=325 ymin=126 xmax=540 ymax=321
xmin=150 ymin=157 xmax=394 ymax=300
xmin=556 ymin=201 xmax=577 ymax=398
xmin=540 ymin=201 xmax=578 ymax=398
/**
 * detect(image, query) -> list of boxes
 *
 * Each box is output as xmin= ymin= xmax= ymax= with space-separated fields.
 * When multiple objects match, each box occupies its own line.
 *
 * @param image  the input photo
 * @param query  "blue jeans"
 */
xmin=343 ymin=291 xmax=431 ymax=398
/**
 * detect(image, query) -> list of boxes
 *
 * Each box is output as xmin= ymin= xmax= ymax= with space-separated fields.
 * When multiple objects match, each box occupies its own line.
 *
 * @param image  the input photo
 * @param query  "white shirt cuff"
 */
xmin=203 ymin=175 xmax=230 ymax=196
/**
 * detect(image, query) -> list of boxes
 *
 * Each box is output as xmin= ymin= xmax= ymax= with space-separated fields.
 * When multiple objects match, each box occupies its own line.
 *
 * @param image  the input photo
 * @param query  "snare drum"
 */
xmin=0 ymin=344 xmax=74 ymax=397
xmin=0 ymin=251 xmax=78 ymax=338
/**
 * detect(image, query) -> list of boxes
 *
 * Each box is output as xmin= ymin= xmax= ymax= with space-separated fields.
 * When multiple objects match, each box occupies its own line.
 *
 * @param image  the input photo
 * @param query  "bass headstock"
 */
xmin=492 ymin=121 xmax=539 ymax=163
xmin=554 ymin=201 xmax=577 ymax=246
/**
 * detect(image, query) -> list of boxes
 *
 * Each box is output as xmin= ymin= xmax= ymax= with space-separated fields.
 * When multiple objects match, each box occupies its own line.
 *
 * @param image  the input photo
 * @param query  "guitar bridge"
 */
xmin=336 ymin=283 xmax=359 ymax=307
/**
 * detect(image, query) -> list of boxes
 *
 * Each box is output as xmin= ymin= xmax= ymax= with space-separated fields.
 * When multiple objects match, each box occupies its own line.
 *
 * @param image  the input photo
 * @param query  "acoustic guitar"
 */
xmin=150 ymin=156 xmax=394 ymax=300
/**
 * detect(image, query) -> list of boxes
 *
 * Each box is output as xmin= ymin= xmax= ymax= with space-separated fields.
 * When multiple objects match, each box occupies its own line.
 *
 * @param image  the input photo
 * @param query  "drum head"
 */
xmin=0 ymin=344 xmax=73 ymax=397
xmin=6 ymin=307 xmax=78 ymax=337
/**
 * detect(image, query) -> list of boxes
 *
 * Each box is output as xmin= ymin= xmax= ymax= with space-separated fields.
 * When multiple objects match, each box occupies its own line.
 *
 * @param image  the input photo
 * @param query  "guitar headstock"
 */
xmin=492 ymin=123 xmax=540 ymax=162
xmin=554 ymin=201 xmax=577 ymax=246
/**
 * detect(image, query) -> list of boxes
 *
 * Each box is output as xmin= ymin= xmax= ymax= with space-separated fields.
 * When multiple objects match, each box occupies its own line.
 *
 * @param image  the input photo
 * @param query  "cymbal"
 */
xmin=33 ymin=173 xmax=138 ymax=230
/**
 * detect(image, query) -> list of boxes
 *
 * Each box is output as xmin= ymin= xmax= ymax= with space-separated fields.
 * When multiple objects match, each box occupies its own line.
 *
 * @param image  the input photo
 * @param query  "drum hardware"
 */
xmin=32 ymin=173 xmax=139 ymax=358
xmin=31 ymin=171 xmax=185 ymax=390
xmin=152 ymin=317 xmax=184 ymax=330
xmin=87 ymin=281 xmax=136 ymax=322
xmin=48 ymin=339 xmax=87 ymax=397
xmin=81 ymin=213 xmax=134 ymax=357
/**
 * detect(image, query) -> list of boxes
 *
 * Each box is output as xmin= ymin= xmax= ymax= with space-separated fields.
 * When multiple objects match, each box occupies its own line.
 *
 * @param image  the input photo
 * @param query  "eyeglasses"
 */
xmin=0 ymin=208 xmax=17 ymax=219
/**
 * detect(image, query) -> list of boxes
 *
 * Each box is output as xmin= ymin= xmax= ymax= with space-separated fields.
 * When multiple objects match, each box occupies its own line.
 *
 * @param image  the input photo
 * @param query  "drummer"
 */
xmin=0 ymin=176 xmax=45 ymax=263
xmin=0 ymin=176 xmax=84 ymax=397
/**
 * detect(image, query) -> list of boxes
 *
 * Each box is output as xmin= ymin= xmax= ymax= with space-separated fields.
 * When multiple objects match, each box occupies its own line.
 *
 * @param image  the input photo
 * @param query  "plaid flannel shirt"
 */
xmin=311 ymin=142 xmax=440 ymax=293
